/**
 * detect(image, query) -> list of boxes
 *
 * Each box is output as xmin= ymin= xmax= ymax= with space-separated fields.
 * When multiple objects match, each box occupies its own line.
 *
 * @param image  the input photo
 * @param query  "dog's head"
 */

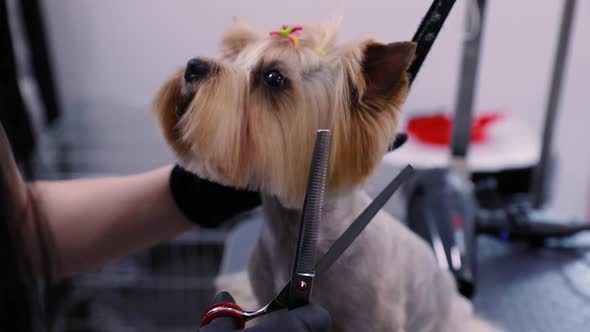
xmin=153 ymin=18 xmax=415 ymax=208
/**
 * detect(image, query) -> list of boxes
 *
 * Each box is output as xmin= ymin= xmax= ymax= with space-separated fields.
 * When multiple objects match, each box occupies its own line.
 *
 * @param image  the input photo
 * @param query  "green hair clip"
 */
xmin=269 ymin=25 xmax=327 ymax=56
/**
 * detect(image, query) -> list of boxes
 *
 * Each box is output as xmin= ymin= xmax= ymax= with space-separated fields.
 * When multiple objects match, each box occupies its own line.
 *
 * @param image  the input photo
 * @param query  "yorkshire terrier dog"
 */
xmin=153 ymin=18 xmax=495 ymax=332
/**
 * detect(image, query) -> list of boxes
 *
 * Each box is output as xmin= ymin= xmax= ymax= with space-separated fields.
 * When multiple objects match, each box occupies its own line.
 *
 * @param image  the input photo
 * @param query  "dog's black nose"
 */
xmin=184 ymin=59 xmax=210 ymax=82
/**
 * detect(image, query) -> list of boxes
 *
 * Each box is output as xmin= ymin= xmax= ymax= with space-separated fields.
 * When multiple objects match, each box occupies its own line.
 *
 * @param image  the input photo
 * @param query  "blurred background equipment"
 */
xmin=405 ymin=0 xmax=590 ymax=294
xmin=397 ymin=0 xmax=590 ymax=330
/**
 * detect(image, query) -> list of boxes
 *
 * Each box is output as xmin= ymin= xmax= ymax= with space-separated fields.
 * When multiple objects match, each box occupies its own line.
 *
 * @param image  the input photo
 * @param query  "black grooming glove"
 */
xmin=198 ymin=292 xmax=331 ymax=332
xmin=169 ymin=164 xmax=261 ymax=228
xmin=387 ymin=132 xmax=408 ymax=151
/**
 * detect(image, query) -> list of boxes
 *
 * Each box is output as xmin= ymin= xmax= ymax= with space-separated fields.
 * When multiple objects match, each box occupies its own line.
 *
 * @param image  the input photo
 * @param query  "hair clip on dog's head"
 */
xmin=269 ymin=25 xmax=327 ymax=55
xmin=269 ymin=25 xmax=303 ymax=47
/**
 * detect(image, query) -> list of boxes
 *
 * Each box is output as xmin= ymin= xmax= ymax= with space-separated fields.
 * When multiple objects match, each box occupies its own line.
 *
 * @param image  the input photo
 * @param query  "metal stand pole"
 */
xmin=530 ymin=0 xmax=577 ymax=208
xmin=449 ymin=0 xmax=487 ymax=180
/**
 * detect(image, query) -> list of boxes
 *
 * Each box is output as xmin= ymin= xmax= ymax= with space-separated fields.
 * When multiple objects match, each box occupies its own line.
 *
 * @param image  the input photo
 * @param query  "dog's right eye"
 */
xmin=263 ymin=70 xmax=286 ymax=89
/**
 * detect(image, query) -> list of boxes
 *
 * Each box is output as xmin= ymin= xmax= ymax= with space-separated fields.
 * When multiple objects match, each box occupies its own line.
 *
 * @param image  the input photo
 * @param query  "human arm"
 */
xmin=28 ymin=165 xmax=193 ymax=278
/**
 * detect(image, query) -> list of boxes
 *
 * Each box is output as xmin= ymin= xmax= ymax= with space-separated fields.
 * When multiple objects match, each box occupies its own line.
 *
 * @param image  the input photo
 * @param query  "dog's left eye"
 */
xmin=263 ymin=70 xmax=286 ymax=88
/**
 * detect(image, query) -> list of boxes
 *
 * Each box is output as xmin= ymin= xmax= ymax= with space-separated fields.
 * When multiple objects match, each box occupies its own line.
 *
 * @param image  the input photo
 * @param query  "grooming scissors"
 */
xmin=200 ymin=129 xmax=414 ymax=329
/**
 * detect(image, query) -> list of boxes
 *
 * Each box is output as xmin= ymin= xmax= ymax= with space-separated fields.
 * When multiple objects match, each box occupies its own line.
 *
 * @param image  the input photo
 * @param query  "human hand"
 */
xmin=198 ymin=292 xmax=331 ymax=332
xmin=169 ymin=165 xmax=261 ymax=228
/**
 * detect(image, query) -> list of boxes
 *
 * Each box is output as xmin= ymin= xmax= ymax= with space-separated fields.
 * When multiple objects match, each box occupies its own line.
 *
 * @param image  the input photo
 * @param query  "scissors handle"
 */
xmin=200 ymin=302 xmax=246 ymax=329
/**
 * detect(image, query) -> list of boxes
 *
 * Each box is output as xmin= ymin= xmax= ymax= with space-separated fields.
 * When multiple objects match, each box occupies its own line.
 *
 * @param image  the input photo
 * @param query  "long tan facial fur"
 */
xmin=153 ymin=19 xmax=415 ymax=208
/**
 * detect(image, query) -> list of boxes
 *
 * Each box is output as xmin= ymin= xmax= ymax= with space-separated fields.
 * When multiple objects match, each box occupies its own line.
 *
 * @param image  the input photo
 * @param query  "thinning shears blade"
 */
xmin=288 ymin=129 xmax=332 ymax=309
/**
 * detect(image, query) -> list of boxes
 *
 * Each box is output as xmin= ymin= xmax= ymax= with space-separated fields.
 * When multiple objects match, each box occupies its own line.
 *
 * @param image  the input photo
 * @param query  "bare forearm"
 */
xmin=31 ymin=165 xmax=194 ymax=278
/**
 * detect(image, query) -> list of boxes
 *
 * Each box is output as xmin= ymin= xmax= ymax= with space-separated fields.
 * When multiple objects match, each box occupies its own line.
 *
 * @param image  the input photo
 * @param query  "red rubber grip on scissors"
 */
xmin=200 ymin=301 xmax=246 ymax=329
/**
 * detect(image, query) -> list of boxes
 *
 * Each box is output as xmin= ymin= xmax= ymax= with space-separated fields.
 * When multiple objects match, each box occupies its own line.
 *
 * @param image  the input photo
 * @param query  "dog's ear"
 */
xmin=325 ymin=40 xmax=416 ymax=190
xmin=221 ymin=18 xmax=264 ymax=60
xmin=360 ymin=41 xmax=416 ymax=101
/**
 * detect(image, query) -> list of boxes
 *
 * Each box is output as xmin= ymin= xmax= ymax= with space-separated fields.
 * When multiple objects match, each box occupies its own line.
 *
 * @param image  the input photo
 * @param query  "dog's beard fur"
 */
xmin=153 ymin=19 xmax=415 ymax=208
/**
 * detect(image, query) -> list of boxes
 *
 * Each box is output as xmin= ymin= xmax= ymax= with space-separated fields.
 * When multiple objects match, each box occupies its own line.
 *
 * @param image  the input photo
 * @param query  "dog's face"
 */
xmin=153 ymin=19 xmax=415 ymax=208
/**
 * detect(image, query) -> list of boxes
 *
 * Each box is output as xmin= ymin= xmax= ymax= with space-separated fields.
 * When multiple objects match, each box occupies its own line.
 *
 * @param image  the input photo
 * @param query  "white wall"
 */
xmin=40 ymin=0 xmax=589 ymax=219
